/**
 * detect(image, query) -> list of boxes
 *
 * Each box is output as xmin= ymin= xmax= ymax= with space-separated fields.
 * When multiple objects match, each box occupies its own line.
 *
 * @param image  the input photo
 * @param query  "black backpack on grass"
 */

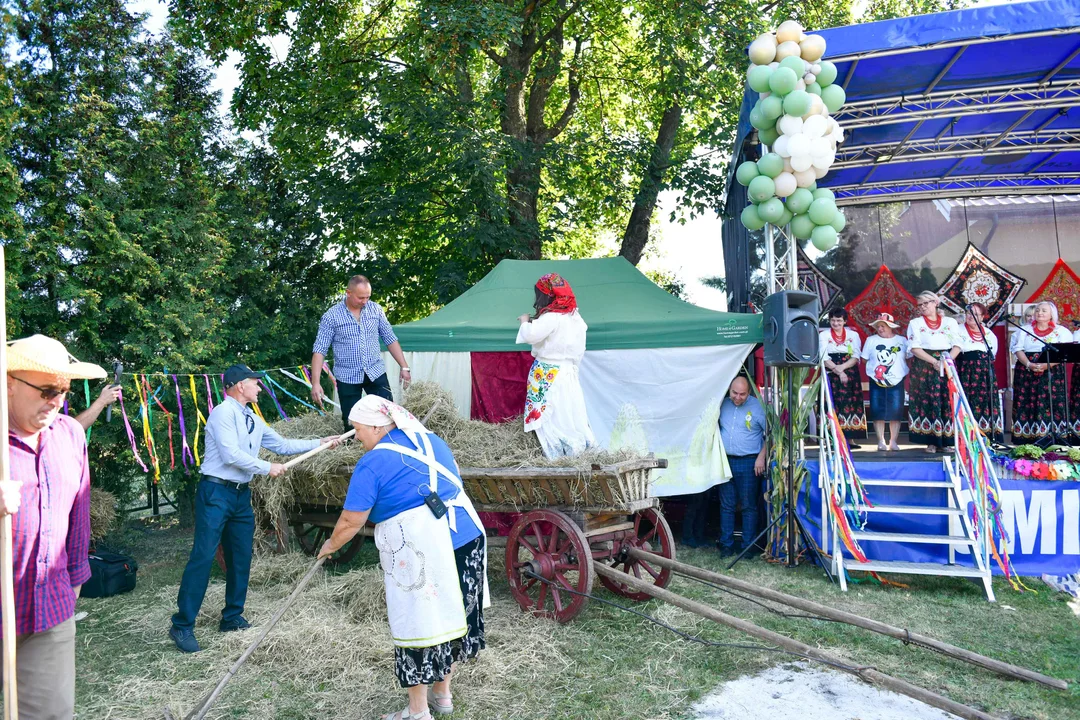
xmin=82 ymin=549 xmax=138 ymax=599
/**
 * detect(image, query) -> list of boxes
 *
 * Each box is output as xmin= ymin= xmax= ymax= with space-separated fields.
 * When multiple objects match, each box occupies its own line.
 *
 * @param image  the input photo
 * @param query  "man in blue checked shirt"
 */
xmin=716 ymin=376 xmax=768 ymax=557
xmin=310 ymin=275 xmax=412 ymax=430
xmin=169 ymin=364 xmax=340 ymax=653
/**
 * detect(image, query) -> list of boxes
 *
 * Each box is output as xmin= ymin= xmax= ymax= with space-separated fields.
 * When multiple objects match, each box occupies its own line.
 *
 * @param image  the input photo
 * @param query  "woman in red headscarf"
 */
xmin=516 ymin=273 xmax=596 ymax=458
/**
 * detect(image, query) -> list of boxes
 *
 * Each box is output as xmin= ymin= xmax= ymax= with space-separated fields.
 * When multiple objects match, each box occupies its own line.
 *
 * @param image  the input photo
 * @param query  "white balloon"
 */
xmin=760 ymin=91 xmax=770 ymax=98
xmin=803 ymin=115 xmax=828 ymax=139
xmin=813 ymin=163 xmax=829 ymax=177
xmin=774 ymin=172 xmax=797 ymax=197
xmin=832 ymin=127 xmax=846 ymax=143
xmin=776 ymin=40 xmax=802 ymax=61
xmin=799 ymin=34 xmax=827 ymax=62
xmin=794 ymin=168 xmax=817 ymax=187
xmin=776 ymin=20 xmax=803 ymax=44
xmin=773 ymin=134 xmax=791 ymax=158
xmin=812 ymin=153 xmax=832 ymax=171
xmin=783 ymin=157 xmax=794 ymax=173
xmin=812 ymin=64 xmax=822 ymax=74
xmin=791 ymin=153 xmax=813 ymax=172
xmin=809 ymin=136 xmax=831 ymax=158
xmin=808 ymin=94 xmax=824 ymax=116
xmin=795 ymin=79 xmax=806 ymax=92
xmin=768 ymin=61 xmax=779 ymax=69
xmin=778 ymin=114 xmax=803 ymax=136
xmin=803 ymin=73 xmax=815 ymax=84
xmin=787 ymin=133 xmax=811 ymax=156
xmin=749 ymin=36 xmax=778 ymax=65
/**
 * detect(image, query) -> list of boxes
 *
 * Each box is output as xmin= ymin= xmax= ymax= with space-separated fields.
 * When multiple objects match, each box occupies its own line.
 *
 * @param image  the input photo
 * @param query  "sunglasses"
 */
xmin=11 ymin=375 xmax=70 ymax=401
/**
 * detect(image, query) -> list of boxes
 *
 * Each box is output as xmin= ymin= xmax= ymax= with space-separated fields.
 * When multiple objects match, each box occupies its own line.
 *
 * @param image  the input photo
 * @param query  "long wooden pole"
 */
xmin=629 ymin=549 xmax=1068 ymax=691
xmin=594 ymin=564 xmax=1001 ymax=720
xmin=0 ymin=247 xmax=18 ymax=720
xmin=180 ymin=557 xmax=327 ymax=720
xmin=280 ymin=429 xmax=355 ymax=471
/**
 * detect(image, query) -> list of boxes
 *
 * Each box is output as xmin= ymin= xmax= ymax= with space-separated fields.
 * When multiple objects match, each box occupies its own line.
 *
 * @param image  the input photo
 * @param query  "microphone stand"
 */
xmin=1005 ymin=316 xmax=1067 ymax=447
xmin=967 ymin=306 xmax=999 ymax=442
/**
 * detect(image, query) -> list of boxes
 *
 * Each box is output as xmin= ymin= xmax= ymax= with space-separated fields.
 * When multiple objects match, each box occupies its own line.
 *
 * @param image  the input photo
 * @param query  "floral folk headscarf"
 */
xmin=535 ymin=273 xmax=578 ymax=316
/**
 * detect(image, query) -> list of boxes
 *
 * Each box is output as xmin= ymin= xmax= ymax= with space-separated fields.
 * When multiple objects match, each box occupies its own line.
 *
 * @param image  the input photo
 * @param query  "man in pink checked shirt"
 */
xmin=0 ymin=334 xmax=106 ymax=720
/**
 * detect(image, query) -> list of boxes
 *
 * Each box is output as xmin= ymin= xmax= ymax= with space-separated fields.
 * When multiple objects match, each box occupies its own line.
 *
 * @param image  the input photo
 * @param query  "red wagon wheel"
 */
xmin=505 ymin=509 xmax=594 ymax=623
xmin=598 ymin=506 xmax=676 ymax=602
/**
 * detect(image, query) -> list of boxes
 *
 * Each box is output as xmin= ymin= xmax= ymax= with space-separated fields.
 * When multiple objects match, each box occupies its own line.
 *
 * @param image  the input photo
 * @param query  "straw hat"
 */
xmin=7 ymin=335 xmax=106 ymax=380
xmin=869 ymin=312 xmax=900 ymax=329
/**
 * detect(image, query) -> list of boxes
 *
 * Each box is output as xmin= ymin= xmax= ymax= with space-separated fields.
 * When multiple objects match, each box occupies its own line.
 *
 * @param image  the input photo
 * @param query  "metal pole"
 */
xmin=785 ymin=369 xmax=796 ymax=567
xmin=0 ymin=247 xmax=19 ymax=720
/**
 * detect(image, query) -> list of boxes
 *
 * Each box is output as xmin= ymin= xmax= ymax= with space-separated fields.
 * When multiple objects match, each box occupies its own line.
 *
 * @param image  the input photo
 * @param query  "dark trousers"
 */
xmin=681 ymin=488 xmax=715 ymax=546
xmin=719 ymin=455 xmax=762 ymax=552
xmin=338 ymin=373 xmax=393 ymax=431
xmin=172 ymin=479 xmax=255 ymax=631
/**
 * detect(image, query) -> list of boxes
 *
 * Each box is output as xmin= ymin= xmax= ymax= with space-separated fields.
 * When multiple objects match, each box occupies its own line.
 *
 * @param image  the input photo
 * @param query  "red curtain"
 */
xmin=470 ymin=351 xmax=535 ymax=422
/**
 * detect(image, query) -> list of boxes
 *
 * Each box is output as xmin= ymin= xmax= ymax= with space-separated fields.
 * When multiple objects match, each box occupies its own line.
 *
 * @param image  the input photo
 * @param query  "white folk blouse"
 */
xmin=906 ymin=316 xmax=962 ymax=352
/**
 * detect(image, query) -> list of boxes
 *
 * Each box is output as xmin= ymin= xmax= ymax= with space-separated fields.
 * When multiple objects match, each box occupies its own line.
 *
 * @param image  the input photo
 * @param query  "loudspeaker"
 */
xmin=763 ymin=290 xmax=820 ymax=367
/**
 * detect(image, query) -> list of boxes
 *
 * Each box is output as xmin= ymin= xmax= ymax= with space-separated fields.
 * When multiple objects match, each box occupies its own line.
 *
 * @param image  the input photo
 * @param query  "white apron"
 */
xmin=372 ymin=432 xmax=489 ymax=649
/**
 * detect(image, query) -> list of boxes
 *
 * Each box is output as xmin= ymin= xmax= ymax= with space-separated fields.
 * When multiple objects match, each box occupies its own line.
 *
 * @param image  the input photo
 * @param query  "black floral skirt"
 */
xmin=827 ymin=353 xmax=866 ymax=439
xmin=394 ymin=535 xmax=486 ymax=688
xmin=908 ymin=352 xmax=954 ymax=448
xmin=956 ymin=350 xmax=1003 ymax=441
xmin=1071 ymin=363 xmax=1080 ymax=439
xmin=1012 ymin=359 xmax=1069 ymax=442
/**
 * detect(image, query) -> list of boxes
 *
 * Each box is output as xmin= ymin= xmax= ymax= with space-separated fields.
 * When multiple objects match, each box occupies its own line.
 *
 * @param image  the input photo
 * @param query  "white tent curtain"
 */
xmin=382 ymin=351 xmax=473 ymax=418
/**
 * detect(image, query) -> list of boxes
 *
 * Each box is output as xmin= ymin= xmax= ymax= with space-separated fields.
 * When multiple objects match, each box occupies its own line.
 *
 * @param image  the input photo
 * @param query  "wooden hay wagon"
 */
xmin=287 ymin=456 xmax=676 ymax=623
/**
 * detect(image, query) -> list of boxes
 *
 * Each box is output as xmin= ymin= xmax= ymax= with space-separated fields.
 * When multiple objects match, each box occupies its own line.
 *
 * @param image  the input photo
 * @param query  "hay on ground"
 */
xmin=89 ymin=487 xmax=118 ymax=542
xmin=253 ymin=381 xmax=645 ymax=535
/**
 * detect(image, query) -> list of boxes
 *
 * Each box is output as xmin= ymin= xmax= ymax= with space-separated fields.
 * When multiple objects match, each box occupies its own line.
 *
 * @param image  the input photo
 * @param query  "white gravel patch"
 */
xmin=692 ymin=663 xmax=962 ymax=719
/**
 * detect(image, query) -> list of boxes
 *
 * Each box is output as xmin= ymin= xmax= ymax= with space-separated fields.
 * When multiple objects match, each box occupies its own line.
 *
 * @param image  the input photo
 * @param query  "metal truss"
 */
xmin=832 ymin=80 xmax=1080 ymax=129
xmin=831 ymin=173 xmax=1080 ymax=206
xmin=764 ymin=224 xmax=799 ymax=296
xmin=827 ymin=28 xmax=1080 ymax=64
xmin=831 ymin=129 xmax=1080 ymax=170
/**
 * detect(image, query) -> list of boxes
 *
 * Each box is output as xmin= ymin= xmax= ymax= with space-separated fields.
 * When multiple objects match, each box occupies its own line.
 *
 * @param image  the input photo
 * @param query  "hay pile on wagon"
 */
xmin=251 ymin=382 xmax=644 ymax=531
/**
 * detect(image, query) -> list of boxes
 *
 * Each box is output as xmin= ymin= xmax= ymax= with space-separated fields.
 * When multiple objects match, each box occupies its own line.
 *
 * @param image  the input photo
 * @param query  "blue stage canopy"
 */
xmin=728 ymin=0 xmax=1080 ymax=206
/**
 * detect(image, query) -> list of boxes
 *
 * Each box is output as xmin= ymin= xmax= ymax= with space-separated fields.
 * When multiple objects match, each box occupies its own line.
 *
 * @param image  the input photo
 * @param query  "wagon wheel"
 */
xmin=505 ymin=509 xmax=594 ymax=623
xmin=291 ymin=521 xmax=365 ymax=567
xmin=598 ymin=507 xmax=675 ymax=601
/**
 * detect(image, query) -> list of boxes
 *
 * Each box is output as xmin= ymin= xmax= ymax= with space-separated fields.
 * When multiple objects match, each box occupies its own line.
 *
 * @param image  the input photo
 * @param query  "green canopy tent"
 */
xmin=370 ymin=257 xmax=760 ymax=497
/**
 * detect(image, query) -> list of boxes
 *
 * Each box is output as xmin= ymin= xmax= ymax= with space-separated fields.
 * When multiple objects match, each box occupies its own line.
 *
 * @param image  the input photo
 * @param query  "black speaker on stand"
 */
xmin=729 ymin=290 xmax=829 ymax=575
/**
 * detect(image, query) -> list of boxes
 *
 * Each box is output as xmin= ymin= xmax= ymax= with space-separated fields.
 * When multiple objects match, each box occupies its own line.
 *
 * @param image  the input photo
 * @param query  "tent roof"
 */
xmin=728 ymin=0 xmax=1080 ymax=206
xmin=392 ymin=257 xmax=762 ymax=351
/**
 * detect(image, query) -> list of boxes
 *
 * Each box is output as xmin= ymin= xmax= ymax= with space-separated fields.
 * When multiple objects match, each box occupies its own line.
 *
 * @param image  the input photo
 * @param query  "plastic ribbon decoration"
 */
xmin=260 ymin=379 xmax=289 ymax=420
xmin=83 ymin=379 xmax=92 ymax=441
xmin=204 ymin=374 xmax=215 ymax=414
xmin=189 ymin=375 xmax=208 ymax=465
xmin=117 ymin=379 xmax=149 ymax=472
xmin=146 ymin=374 xmax=176 ymax=471
xmin=173 ymin=375 xmax=195 ymax=470
xmin=211 ymin=375 xmax=224 ymax=405
xmin=267 ymin=372 xmax=322 ymax=414
xmin=134 ymin=374 xmax=161 ymax=484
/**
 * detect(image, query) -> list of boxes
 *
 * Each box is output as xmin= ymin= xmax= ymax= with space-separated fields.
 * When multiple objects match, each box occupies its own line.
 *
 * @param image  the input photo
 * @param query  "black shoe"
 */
xmin=716 ymin=544 xmax=737 ymax=557
xmin=219 ymin=617 xmax=252 ymax=632
xmin=169 ymin=626 xmax=201 ymax=653
xmin=682 ymin=538 xmax=702 ymax=548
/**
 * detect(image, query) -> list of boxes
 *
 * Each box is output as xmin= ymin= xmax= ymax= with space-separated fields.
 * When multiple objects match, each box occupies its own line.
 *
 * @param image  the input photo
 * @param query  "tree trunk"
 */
xmin=620 ymin=102 xmax=683 ymax=265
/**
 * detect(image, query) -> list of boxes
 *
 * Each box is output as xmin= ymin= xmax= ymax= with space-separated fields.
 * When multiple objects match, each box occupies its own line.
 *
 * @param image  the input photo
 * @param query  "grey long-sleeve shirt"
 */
xmin=199 ymin=396 xmax=320 ymax=483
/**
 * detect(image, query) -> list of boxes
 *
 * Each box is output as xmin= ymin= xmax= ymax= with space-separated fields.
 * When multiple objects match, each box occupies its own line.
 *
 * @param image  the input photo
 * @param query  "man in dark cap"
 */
xmin=169 ymin=364 xmax=340 ymax=653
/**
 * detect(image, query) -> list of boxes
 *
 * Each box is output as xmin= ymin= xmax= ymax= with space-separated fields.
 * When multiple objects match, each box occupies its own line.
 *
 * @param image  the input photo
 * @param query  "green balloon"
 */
xmin=811 ymin=224 xmax=839 ymax=251
xmin=786 ymin=188 xmax=814 ymax=215
xmin=779 ymin=55 xmax=805 ymax=76
xmin=735 ymin=161 xmax=760 ymax=186
xmin=817 ymin=61 xmax=838 ymax=87
xmin=806 ymin=82 xmax=822 ymax=96
xmin=821 ymin=84 xmax=846 ymax=113
xmin=760 ymin=95 xmax=784 ymax=121
xmin=782 ymin=90 xmax=811 ymax=117
xmin=758 ymin=197 xmax=785 ymax=224
xmin=807 ymin=181 xmax=818 ymax=191
xmin=757 ymin=152 xmax=784 ymax=179
xmin=748 ymin=175 xmax=776 ymax=204
xmin=749 ymin=105 xmax=771 ymax=130
xmin=777 ymin=207 xmax=794 ymax=227
xmin=830 ymin=210 xmax=847 ymax=232
xmin=748 ymin=65 xmax=774 ymax=94
xmin=741 ymin=204 xmax=766 ymax=231
xmin=812 ymin=187 xmax=835 ymax=202
xmin=791 ymin=213 xmax=815 ymax=240
xmin=768 ymin=66 xmax=798 ymax=95
xmin=758 ymin=127 xmax=780 ymax=146
xmin=808 ymin=197 xmax=837 ymax=225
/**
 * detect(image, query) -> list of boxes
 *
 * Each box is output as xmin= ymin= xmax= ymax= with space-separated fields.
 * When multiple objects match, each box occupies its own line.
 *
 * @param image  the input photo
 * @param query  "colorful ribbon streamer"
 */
xmin=117 ymin=381 xmax=149 ymax=472
xmin=173 ymin=375 xmax=195 ymax=470
xmin=146 ymin=374 xmax=175 ymax=471
xmin=260 ymin=379 xmax=289 ymax=420
xmin=266 ymin=372 xmax=322 ymax=414
xmin=134 ymin=374 xmax=161 ymax=484
xmin=189 ymin=376 xmax=208 ymax=465
xmin=83 ymin=379 xmax=92 ymax=441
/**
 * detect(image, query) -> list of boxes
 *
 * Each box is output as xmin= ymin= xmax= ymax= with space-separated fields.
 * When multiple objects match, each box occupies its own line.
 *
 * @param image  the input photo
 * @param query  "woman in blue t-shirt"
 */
xmin=318 ymin=396 xmax=487 ymax=720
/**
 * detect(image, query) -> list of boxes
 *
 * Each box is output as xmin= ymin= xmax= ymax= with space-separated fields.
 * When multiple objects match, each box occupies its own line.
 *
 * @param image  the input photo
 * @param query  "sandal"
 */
xmin=382 ymin=708 xmax=432 ymax=720
xmin=889 ymin=444 xmax=901 ymax=452
xmin=924 ymin=446 xmax=937 ymax=454
xmin=877 ymin=442 xmax=887 ymax=452
xmin=428 ymin=687 xmax=454 ymax=716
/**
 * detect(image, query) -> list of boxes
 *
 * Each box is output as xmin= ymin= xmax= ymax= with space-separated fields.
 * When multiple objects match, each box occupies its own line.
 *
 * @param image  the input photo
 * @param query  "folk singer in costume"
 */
xmin=954 ymin=302 xmax=1003 ymax=442
xmin=906 ymin=292 xmax=962 ymax=453
xmin=1010 ymin=301 xmax=1073 ymax=442
xmin=819 ymin=307 xmax=866 ymax=446
xmin=516 ymin=273 xmax=596 ymax=458
xmin=319 ymin=396 xmax=488 ymax=720
xmin=1072 ymin=321 xmax=1080 ymax=440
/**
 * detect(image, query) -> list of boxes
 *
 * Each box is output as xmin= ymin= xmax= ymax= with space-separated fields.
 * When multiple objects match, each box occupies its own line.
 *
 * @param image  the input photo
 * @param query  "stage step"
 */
xmin=845 ymin=503 xmax=961 ymax=516
xmin=844 ymin=559 xmax=986 ymax=578
xmin=850 ymin=530 xmax=976 ymax=545
xmin=860 ymin=479 xmax=953 ymax=488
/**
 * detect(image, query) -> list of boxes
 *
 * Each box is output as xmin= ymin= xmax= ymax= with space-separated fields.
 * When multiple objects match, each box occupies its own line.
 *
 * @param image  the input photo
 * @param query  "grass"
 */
xmin=74 ymin=517 xmax=1080 ymax=720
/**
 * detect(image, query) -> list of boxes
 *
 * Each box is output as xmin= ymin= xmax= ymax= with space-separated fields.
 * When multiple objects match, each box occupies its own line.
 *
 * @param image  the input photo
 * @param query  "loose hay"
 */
xmin=84 ymin=552 xmax=571 ymax=719
xmin=89 ymin=487 xmax=118 ymax=542
xmin=253 ymin=382 xmax=645 ymax=537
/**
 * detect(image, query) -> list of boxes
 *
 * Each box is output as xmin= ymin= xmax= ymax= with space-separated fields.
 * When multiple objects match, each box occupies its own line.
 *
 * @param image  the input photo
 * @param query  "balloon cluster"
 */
xmin=734 ymin=19 xmax=846 ymax=252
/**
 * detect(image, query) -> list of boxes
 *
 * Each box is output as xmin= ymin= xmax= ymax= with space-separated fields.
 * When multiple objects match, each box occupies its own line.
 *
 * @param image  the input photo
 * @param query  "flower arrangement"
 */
xmin=990 ymin=445 xmax=1080 ymax=481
